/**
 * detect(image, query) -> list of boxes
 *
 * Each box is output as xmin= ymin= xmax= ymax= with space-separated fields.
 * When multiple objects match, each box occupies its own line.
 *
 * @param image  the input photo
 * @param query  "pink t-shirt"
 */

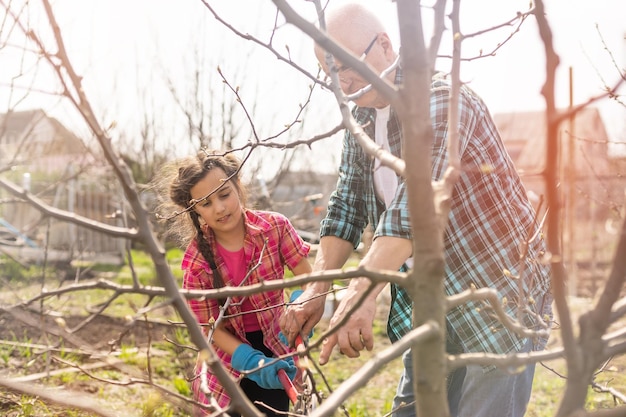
xmin=216 ymin=243 xmax=261 ymax=332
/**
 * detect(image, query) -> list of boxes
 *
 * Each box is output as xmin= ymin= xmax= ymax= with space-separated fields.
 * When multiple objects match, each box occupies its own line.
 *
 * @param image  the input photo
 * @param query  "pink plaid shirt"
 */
xmin=182 ymin=209 xmax=310 ymax=412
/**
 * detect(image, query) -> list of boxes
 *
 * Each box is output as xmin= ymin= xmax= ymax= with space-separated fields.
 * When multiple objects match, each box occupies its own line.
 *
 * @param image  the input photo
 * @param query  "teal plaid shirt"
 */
xmin=320 ymin=70 xmax=551 ymax=354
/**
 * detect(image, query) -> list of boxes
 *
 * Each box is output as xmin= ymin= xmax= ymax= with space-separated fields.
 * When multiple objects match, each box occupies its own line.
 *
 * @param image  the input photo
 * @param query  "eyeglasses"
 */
xmin=336 ymin=34 xmax=378 ymax=75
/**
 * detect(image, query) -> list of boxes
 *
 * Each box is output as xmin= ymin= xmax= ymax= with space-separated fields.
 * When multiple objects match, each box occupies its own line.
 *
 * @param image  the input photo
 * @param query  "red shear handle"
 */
xmin=278 ymin=334 xmax=307 ymax=404
xmin=294 ymin=335 xmax=305 ymax=355
xmin=278 ymin=369 xmax=299 ymax=404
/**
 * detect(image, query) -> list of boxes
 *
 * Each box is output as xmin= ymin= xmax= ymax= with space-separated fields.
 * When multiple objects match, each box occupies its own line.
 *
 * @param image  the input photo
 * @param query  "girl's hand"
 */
xmin=231 ymin=344 xmax=297 ymax=389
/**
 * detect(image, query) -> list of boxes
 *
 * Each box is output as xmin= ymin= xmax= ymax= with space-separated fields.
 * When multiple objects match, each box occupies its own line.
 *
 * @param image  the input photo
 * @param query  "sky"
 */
xmin=2 ymin=0 xmax=625 ymax=173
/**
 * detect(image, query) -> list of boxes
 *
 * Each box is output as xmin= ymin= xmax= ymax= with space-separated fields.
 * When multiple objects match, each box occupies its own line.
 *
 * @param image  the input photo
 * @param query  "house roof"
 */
xmin=0 ymin=108 xmax=99 ymax=177
xmin=0 ymin=108 xmax=86 ymax=154
xmin=493 ymin=107 xmax=613 ymax=178
xmin=0 ymin=109 xmax=47 ymax=133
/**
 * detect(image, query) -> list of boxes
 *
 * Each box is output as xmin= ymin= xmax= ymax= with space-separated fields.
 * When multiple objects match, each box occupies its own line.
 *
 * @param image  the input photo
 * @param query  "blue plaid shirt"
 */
xmin=320 ymin=70 xmax=551 ymax=355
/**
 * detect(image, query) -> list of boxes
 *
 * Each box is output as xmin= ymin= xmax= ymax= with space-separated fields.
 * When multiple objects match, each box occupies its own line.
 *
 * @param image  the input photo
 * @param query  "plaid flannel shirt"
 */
xmin=182 ymin=209 xmax=310 ymax=410
xmin=320 ymin=69 xmax=551 ymax=355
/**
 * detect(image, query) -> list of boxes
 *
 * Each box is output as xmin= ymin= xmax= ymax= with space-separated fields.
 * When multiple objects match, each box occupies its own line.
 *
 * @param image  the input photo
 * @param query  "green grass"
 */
xmin=525 ymin=296 xmax=626 ymax=417
xmin=3 ymin=315 xmax=626 ymax=417
xmin=311 ymin=356 xmax=401 ymax=416
xmin=0 ymin=249 xmax=182 ymax=318
xmin=527 ymin=363 xmax=568 ymax=416
xmin=526 ymin=358 xmax=626 ymax=416
xmin=2 ymin=250 xmax=626 ymax=417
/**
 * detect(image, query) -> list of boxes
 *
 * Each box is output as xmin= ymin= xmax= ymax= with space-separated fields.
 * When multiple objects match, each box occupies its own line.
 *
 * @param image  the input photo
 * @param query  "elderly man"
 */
xmin=280 ymin=3 xmax=552 ymax=417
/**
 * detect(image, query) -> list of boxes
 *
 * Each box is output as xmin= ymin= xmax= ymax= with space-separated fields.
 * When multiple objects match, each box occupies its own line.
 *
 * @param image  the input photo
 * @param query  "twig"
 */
xmin=0 ymin=377 xmax=119 ymax=417
xmin=8 ymin=359 xmax=124 ymax=383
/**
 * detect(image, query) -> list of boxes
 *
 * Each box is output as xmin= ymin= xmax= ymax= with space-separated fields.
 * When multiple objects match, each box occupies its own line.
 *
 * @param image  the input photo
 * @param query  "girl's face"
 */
xmin=190 ymin=167 xmax=244 ymax=237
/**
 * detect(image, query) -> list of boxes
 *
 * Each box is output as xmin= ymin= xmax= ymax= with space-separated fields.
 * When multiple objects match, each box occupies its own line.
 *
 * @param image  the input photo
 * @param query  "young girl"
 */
xmin=161 ymin=150 xmax=311 ymax=416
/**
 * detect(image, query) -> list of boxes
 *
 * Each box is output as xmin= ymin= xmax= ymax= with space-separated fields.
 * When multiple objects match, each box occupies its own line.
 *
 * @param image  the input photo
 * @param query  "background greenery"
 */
xmin=0 ymin=250 xmax=624 ymax=417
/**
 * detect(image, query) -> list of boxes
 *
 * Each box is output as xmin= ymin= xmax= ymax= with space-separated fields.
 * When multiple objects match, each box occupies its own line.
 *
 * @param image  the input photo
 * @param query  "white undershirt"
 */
xmin=374 ymin=106 xmax=413 ymax=269
xmin=374 ymin=106 xmax=398 ymax=207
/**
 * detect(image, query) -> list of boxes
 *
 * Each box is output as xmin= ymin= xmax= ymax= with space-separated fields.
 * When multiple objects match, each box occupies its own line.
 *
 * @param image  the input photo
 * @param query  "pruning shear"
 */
xmin=277 ymin=335 xmax=319 ymax=414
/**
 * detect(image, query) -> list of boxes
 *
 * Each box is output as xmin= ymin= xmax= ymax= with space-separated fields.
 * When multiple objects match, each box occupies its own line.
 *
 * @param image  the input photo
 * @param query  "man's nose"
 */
xmin=338 ymin=74 xmax=352 ymax=91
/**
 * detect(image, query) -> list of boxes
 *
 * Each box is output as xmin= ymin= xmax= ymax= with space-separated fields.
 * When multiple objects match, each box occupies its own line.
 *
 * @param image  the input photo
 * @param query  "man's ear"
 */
xmin=314 ymin=43 xmax=329 ymax=72
xmin=378 ymin=32 xmax=394 ymax=57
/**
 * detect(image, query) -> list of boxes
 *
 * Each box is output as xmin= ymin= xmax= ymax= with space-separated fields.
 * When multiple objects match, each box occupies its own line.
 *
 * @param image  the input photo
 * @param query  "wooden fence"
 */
xmin=0 ymin=175 xmax=126 ymax=264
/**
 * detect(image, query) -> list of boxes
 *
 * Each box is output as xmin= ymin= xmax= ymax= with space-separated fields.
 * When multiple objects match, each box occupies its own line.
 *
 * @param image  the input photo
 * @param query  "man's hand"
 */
xmin=319 ymin=280 xmax=377 ymax=365
xmin=280 ymin=283 xmax=327 ymax=347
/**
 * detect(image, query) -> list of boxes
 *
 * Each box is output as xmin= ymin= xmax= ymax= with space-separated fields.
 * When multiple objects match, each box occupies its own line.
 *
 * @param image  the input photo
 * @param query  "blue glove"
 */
xmin=289 ymin=289 xmax=304 ymax=303
xmin=231 ymin=343 xmax=297 ymax=390
xmin=278 ymin=331 xmax=289 ymax=346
